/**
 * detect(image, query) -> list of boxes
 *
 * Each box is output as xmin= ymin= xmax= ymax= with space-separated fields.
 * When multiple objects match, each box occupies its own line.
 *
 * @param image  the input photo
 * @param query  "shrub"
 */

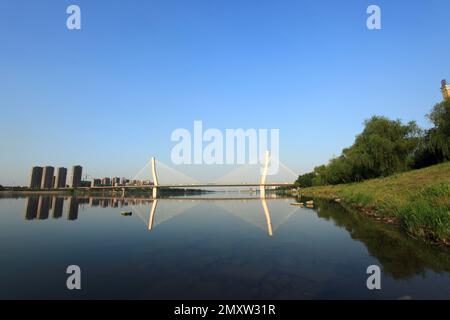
xmin=397 ymin=183 xmax=450 ymax=243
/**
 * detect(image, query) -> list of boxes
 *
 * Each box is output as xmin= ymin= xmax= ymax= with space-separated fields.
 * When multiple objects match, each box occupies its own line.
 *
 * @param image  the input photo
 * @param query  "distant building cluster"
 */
xmin=29 ymin=164 xmax=153 ymax=189
xmin=442 ymin=79 xmax=450 ymax=100
xmin=90 ymin=177 xmax=152 ymax=187
xmin=29 ymin=165 xmax=82 ymax=189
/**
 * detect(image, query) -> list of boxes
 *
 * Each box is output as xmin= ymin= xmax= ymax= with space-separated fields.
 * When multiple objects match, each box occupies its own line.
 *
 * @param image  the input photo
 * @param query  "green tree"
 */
xmin=294 ymin=172 xmax=316 ymax=188
xmin=313 ymin=116 xmax=421 ymax=185
xmin=351 ymin=116 xmax=420 ymax=178
xmin=427 ymin=100 xmax=450 ymax=161
xmin=412 ymin=100 xmax=450 ymax=168
xmin=312 ymin=165 xmax=327 ymax=186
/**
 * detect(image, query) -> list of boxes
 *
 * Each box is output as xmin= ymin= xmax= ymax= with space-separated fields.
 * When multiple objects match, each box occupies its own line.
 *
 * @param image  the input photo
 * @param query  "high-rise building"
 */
xmin=29 ymin=166 xmax=43 ymax=189
xmin=112 ymin=177 xmax=120 ymax=186
xmin=91 ymin=179 xmax=101 ymax=187
xmin=40 ymin=166 xmax=55 ymax=189
xmin=441 ymin=79 xmax=450 ymax=100
xmin=55 ymin=167 xmax=67 ymax=189
xmin=70 ymin=165 xmax=83 ymax=188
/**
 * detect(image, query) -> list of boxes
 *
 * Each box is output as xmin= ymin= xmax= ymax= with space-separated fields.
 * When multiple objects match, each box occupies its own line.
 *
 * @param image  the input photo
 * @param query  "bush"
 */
xmin=412 ymin=100 xmax=450 ymax=168
xmin=397 ymin=183 xmax=450 ymax=243
xmin=294 ymin=172 xmax=316 ymax=188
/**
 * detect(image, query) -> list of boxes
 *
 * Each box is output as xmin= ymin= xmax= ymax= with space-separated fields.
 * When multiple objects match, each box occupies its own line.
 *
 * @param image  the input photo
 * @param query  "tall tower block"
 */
xmin=55 ymin=167 xmax=68 ymax=189
xmin=29 ymin=166 xmax=43 ymax=189
xmin=40 ymin=166 xmax=55 ymax=189
xmin=70 ymin=165 xmax=83 ymax=188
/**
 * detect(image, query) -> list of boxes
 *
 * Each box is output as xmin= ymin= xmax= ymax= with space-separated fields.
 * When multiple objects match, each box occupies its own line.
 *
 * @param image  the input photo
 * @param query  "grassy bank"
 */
xmin=299 ymin=162 xmax=450 ymax=246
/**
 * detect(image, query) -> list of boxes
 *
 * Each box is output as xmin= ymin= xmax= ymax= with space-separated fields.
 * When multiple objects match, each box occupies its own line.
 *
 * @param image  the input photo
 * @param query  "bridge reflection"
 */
xmin=23 ymin=195 xmax=296 ymax=236
xmin=145 ymin=198 xmax=275 ymax=236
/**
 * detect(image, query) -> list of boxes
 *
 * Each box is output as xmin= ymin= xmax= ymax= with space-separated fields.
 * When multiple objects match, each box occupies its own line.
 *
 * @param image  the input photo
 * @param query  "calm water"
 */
xmin=0 ymin=194 xmax=449 ymax=299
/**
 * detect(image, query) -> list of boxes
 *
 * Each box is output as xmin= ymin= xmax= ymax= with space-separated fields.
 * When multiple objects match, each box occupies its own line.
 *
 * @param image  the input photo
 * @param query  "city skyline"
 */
xmin=28 ymin=165 xmax=83 ymax=189
xmin=1 ymin=0 xmax=450 ymax=185
xmin=27 ymin=163 xmax=156 ymax=189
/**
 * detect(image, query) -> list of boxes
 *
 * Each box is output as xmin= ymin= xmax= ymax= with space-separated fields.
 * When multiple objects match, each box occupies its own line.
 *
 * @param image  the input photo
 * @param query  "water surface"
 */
xmin=0 ymin=195 xmax=449 ymax=299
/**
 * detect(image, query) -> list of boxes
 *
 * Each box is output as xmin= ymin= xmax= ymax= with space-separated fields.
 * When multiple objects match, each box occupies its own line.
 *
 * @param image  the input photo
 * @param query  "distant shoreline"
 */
xmin=0 ymin=188 xmax=214 ymax=197
xmin=0 ymin=190 xmax=69 ymax=195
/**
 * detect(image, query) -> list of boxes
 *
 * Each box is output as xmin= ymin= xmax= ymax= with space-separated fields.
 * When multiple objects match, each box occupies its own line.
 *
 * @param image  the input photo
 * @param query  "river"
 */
xmin=0 ymin=194 xmax=449 ymax=299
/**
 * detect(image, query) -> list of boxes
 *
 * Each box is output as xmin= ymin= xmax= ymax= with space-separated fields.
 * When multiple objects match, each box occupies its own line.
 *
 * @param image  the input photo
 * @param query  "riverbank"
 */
xmin=297 ymin=162 xmax=450 ymax=246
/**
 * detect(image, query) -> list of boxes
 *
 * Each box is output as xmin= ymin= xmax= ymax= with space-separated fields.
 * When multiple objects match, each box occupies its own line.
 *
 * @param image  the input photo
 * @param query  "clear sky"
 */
xmin=1 ymin=0 xmax=449 ymax=185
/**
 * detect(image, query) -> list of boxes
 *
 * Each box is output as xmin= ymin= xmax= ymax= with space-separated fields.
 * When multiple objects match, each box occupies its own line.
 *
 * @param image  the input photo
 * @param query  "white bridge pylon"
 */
xmin=259 ymin=150 xmax=270 ymax=198
xmin=147 ymin=150 xmax=293 ymax=199
xmin=151 ymin=157 xmax=159 ymax=199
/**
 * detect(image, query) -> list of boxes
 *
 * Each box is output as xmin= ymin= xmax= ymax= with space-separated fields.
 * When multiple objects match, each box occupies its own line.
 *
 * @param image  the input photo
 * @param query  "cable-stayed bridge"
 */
xmin=77 ymin=151 xmax=297 ymax=198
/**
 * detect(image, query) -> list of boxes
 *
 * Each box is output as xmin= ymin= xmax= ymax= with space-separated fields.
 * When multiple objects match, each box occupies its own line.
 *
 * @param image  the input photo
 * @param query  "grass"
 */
xmin=299 ymin=162 xmax=450 ymax=245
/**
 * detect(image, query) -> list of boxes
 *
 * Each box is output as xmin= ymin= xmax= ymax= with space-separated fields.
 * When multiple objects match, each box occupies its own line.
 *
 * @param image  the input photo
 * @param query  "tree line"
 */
xmin=295 ymin=100 xmax=450 ymax=187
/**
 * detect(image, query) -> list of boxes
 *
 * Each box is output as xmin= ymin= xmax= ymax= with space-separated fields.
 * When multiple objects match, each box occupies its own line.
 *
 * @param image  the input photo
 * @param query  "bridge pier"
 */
xmin=260 ymin=150 xmax=270 ymax=199
xmin=260 ymin=186 xmax=266 ymax=198
xmin=152 ymin=187 xmax=159 ymax=199
xmin=151 ymin=157 xmax=159 ymax=199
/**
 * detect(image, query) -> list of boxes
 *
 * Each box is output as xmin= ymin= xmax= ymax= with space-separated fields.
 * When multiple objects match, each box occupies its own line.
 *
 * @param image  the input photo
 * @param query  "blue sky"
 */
xmin=1 ymin=0 xmax=449 ymax=185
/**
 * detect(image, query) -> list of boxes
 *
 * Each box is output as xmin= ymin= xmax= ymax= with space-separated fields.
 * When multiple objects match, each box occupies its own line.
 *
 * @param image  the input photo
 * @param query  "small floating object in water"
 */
xmin=306 ymin=200 xmax=314 ymax=205
xmin=121 ymin=211 xmax=132 ymax=216
xmin=334 ymin=198 xmax=341 ymax=203
xmin=290 ymin=202 xmax=304 ymax=206
xmin=306 ymin=204 xmax=314 ymax=208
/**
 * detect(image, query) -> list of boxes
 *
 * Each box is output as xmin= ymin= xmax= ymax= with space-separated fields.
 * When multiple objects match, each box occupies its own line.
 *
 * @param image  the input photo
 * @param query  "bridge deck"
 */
xmin=69 ymin=183 xmax=294 ymax=190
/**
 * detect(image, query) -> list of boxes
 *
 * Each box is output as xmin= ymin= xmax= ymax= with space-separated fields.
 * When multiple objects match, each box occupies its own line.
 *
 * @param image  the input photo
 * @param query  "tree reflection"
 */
xmin=312 ymin=198 xmax=450 ymax=278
